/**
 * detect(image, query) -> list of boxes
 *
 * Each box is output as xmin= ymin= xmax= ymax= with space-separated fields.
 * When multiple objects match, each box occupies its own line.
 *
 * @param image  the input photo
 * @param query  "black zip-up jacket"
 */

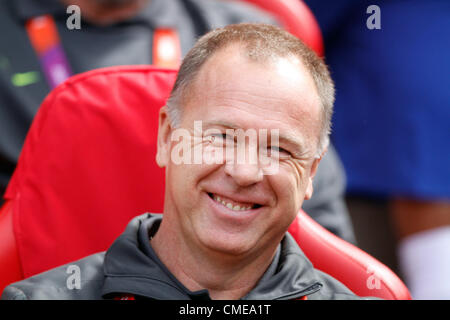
xmin=1 ymin=214 xmax=370 ymax=300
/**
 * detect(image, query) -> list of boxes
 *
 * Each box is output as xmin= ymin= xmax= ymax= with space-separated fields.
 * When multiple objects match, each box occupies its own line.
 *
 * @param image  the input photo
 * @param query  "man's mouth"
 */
xmin=207 ymin=193 xmax=262 ymax=211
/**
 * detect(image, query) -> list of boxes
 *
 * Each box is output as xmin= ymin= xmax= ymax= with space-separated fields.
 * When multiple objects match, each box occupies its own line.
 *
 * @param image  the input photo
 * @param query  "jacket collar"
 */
xmin=102 ymin=213 xmax=322 ymax=300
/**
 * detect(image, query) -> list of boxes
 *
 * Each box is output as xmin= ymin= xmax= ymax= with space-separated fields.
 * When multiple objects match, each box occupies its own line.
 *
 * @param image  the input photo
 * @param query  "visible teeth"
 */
xmin=212 ymin=194 xmax=253 ymax=211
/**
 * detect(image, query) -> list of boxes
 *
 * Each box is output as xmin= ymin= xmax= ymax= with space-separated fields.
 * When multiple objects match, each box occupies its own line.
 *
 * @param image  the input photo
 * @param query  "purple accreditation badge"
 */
xmin=40 ymin=45 xmax=73 ymax=89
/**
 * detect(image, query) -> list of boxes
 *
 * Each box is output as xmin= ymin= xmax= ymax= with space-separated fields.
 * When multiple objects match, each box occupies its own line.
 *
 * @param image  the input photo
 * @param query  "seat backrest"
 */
xmin=0 ymin=65 xmax=411 ymax=299
xmin=2 ymin=66 xmax=176 ymax=282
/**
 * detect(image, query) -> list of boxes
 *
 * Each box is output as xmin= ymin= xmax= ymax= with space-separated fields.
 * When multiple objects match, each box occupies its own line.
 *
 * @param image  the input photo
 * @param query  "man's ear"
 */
xmin=156 ymin=106 xmax=172 ymax=168
xmin=304 ymin=147 xmax=327 ymax=200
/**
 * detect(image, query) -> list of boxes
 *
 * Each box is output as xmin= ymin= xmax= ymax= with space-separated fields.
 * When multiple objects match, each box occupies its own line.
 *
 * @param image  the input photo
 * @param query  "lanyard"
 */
xmin=26 ymin=15 xmax=73 ymax=89
xmin=25 ymin=15 xmax=181 ymax=89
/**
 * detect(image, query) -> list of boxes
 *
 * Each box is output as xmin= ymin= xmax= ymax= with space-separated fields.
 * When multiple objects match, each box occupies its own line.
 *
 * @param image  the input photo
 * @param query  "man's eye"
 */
xmin=205 ymin=134 xmax=233 ymax=145
xmin=268 ymin=146 xmax=291 ymax=158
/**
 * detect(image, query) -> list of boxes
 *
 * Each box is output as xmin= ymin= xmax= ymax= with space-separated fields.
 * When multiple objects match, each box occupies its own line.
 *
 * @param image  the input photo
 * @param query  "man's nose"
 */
xmin=223 ymin=157 xmax=264 ymax=187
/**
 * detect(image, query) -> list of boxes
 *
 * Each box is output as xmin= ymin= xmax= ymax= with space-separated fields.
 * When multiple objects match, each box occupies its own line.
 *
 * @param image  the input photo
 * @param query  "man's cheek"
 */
xmin=279 ymin=160 xmax=307 ymax=191
xmin=285 ymin=171 xmax=308 ymax=210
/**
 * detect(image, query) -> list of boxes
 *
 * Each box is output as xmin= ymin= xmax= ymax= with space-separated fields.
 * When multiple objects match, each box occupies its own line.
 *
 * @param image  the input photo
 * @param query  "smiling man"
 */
xmin=151 ymin=27 xmax=326 ymax=300
xmin=2 ymin=23 xmax=367 ymax=300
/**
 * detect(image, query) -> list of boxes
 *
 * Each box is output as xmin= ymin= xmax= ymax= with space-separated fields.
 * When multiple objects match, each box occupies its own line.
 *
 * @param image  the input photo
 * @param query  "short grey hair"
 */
xmin=166 ymin=23 xmax=335 ymax=157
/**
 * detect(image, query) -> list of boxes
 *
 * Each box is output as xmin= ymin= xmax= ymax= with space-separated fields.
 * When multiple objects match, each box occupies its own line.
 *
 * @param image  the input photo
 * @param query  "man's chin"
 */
xmin=197 ymin=232 xmax=260 ymax=258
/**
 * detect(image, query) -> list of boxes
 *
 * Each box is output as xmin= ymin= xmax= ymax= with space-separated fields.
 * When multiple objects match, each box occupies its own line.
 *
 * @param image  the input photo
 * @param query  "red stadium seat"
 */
xmin=0 ymin=66 xmax=174 ymax=291
xmin=0 ymin=65 xmax=411 ymax=299
xmin=288 ymin=211 xmax=411 ymax=299
xmin=240 ymin=0 xmax=324 ymax=56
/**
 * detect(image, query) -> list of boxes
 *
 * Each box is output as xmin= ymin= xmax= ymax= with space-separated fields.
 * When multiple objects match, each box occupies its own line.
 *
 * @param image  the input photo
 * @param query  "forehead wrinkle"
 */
xmin=203 ymin=90 xmax=312 ymax=124
xmin=197 ymin=73 xmax=320 ymax=128
xmin=202 ymin=120 xmax=240 ymax=130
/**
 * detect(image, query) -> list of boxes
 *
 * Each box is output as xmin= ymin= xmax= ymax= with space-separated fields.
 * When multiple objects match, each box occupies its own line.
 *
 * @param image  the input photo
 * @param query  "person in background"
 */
xmin=304 ymin=0 xmax=450 ymax=299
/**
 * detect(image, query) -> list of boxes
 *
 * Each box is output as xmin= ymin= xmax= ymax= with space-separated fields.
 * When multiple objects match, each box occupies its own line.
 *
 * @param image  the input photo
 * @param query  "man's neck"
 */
xmin=150 ymin=218 xmax=279 ymax=300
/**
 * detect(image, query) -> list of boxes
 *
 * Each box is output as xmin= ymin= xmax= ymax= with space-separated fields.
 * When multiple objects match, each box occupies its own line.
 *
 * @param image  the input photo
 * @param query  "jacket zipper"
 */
xmin=275 ymin=282 xmax=323 ymax=300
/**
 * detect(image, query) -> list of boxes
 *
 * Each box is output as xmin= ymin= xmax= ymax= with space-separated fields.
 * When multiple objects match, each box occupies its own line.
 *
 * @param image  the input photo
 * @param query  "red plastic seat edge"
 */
xmin=288 ymin=210 xmax=412 ymax=300
xmin=0 ymin=200 xmax=23 ymax=295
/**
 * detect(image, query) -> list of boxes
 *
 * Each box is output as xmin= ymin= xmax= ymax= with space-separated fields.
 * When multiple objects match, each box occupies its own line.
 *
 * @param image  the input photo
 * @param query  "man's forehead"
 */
xmin=192 ymin=44 xmax=318 ymax=98
xmin=190 ymin=47 xmax=320 ymax=114
xmin=196 ymin=44 xmax=307 ymax=79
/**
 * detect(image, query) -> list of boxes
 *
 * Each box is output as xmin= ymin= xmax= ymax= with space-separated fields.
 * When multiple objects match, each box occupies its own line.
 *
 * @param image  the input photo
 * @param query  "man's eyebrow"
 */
xmin=202 ymin=120 xmax=240 ymax=130
xmin=277 ymin=132 xmax=309 ymax=155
